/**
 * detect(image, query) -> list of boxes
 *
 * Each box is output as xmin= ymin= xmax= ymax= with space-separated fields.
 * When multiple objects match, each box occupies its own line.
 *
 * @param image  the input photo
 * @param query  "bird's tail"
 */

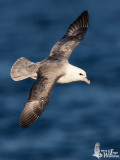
xmin=11 ymin=57 xmax=37 ymax=81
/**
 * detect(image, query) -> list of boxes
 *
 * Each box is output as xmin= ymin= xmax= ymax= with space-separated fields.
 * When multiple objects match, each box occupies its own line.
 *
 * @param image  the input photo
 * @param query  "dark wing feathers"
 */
xmin=20 ymin=102 xmax=39 ymax=129
xmin=49 ymin=10 xmax=89 ymax=60
xmin=64 ymin=10 xmax=88 ymax=39
xmin=20 ymin=75 xmax=56 ymax=128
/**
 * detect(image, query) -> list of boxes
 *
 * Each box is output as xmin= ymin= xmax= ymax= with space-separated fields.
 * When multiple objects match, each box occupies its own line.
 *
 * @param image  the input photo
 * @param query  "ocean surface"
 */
xmin=0 ymin=0 xmax=120 ymax=160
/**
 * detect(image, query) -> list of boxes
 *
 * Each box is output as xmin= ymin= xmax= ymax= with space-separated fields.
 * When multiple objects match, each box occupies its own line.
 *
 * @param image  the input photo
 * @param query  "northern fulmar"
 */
xmin=11 ymin=10 xmax=90 ymax=128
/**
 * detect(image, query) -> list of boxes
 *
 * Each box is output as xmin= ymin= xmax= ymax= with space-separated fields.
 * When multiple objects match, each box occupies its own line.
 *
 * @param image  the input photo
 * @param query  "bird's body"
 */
xmin=11 ymin=10 xmax=90 ymax=128
xmin=30 ymin=60 xmax=87 ymax=84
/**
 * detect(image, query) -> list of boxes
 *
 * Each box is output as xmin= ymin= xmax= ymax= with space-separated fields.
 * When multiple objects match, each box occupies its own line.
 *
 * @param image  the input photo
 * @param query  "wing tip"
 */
xmin=19 ymin=120 xmax=28 ymax=129
xmin=77 ymin=10 xmax=89 ymax=28
xmin=19 ymin=108 xmax=39 ymax=129
xmin=20 ymin=124 xmax=26 ymax=129
xmin=83 ymin=10 xmax=88 ymax=14
xmin=64 ymin=10 xmax=89 ymax=38
xmin=19 ymin=116 xmax=39 ymax=129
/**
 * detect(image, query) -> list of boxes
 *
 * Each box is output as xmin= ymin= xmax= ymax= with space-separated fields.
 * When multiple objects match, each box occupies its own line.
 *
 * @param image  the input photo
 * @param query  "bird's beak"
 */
xmin=84 ymin=78 xmax=90 ymax=84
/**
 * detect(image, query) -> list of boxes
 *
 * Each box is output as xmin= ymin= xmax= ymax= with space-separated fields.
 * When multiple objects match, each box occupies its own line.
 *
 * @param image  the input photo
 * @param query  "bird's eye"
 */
xmin=79 ymin=73 xmax=83 ymax=76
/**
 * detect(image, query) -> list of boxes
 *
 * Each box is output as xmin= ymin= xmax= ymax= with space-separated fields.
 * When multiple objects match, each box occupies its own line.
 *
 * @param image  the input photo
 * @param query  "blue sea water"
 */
xmin=0 ymin=0 xmax=120 ymax=160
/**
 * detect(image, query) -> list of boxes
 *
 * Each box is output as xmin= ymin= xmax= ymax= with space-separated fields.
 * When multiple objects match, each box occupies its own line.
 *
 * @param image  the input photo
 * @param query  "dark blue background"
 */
xmin=0 ymin=0 xmax=120 ymax=160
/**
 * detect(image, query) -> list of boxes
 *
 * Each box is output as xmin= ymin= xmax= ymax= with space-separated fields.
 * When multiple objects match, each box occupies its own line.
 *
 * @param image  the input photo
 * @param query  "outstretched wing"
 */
xmin=20 ymin=74 xmax=58 ymax=128
xmin=49 ymin=10 xmax=89 ymax=60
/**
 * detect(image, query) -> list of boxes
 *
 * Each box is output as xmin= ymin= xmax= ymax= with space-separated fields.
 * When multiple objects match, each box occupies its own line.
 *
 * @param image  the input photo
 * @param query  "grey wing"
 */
xmin=49 ymin=10 xmax=89 ymax=60
xmin=20 ymin=74 xmax=57 ymax=128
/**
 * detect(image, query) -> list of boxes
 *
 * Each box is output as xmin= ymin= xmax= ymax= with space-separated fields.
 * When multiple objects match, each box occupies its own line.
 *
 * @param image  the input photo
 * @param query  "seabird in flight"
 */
xmin=11 ymin=10 xmax=90 ymax=128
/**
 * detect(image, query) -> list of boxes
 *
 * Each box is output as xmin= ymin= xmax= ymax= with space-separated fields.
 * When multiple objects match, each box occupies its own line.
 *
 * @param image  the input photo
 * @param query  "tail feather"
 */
xmin=11 ymin=57 xmax=37 ymax=81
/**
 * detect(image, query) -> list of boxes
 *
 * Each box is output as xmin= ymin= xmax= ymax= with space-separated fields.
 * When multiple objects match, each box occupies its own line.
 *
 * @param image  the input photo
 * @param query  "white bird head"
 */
xmin=72 ymin=67 xmax=90 ymax=84
xmin=57 ymin=64 xmax=90 ymax=84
